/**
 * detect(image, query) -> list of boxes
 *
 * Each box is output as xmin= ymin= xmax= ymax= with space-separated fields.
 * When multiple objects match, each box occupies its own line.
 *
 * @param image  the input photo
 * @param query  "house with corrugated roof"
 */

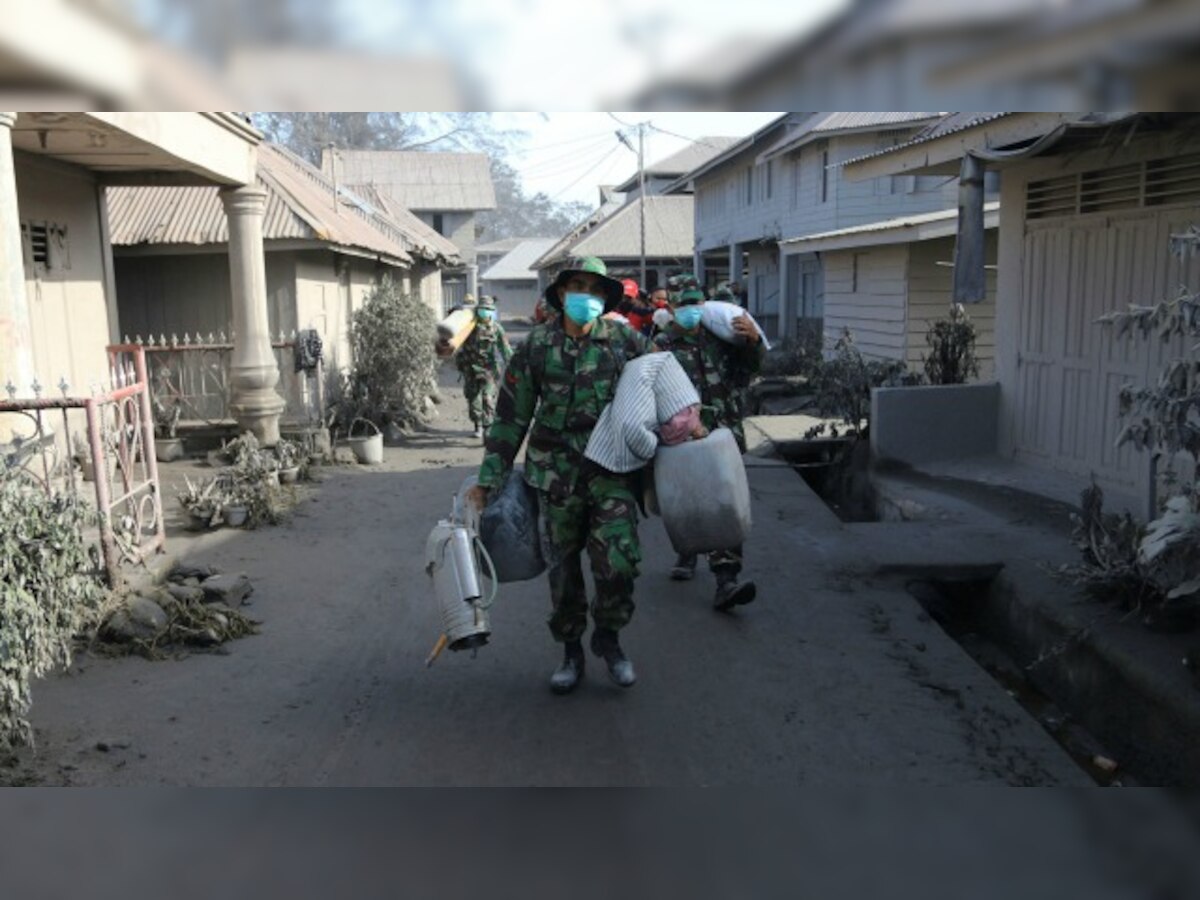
xmin=531 ymin=192 xmax=694 ymax=295
xmin=321 ymin=149 xmax=496 ymax=307
xmin=665 ymin=111 xmax=999 ymax=372
xmin=479 ymin=238 xmax=557 ymax=316
xmin=108 ymin=142 xmax=461 ymax=376
xmin=474 ymin=237 xmax=527 ymax=285
xmin=612 ymin=137 xmax=738 ymax=199
xmin=844 ymin=112 xmax=1200 ymax=518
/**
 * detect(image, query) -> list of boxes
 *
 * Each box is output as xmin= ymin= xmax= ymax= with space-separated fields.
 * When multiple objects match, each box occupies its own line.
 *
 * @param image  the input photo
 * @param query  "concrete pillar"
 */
xmin=466 ymin=263 xmax=479 ymax=298
xmin=0 ymin=112 xmax=34 ymax=396
xmin=692 ymin=250 xmax=705 ymax=285
xmin=729 ymin=241 xmax=743 ymax=287
xmin=221 ymin=185 xmax=285 ymax=446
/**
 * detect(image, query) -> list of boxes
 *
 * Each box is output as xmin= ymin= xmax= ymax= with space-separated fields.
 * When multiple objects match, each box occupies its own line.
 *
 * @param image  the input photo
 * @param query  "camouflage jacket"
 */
xmin=455 ymin=320 xmax=512 ymax=379
xmin=653 ymin=325 xmax=763 ymax=449
xmin=478 ymin=317 xmax=649 ymax=498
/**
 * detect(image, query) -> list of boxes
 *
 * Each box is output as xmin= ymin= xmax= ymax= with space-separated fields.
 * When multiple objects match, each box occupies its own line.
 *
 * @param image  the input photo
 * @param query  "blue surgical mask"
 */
xmin=476 ymin=309 xmax=494 ymax=321
xmin=675 ymin=306 xmax=703 ymax=330
xmin=564 ymin=292 xmax=604 ymax=326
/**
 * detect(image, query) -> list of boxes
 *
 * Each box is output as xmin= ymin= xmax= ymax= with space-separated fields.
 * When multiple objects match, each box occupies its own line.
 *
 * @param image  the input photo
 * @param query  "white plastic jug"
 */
xmin=654 ymin=427 xmax=751 ymax=555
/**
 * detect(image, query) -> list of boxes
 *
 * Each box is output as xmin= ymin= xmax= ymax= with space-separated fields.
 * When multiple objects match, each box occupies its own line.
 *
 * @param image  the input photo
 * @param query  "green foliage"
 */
xmin=922 ymin=303 xmax=980 ymax=385
xmin=340 ymin=276 xmax=438 ymax=431
xmin=0 ymin=466 xmax=106 ymax=749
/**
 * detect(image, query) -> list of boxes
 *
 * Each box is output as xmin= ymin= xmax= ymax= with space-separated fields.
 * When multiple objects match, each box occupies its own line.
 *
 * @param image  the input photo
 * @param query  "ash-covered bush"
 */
xmin=339 ymin=276 xmax=438 ymax=431
xmin=0 ymin=467 xmax=106 ymax=749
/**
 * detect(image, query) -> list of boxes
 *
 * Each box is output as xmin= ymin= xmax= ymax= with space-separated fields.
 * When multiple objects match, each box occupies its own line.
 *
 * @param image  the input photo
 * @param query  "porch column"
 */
xmin=221 ymin=185 xmax=285 ymax=446
xmin=729 ymin=241 xmax=743 ymax=287
xmin=692 ymin=250 xmax=705 ymax=285
xmin=0 ymin=112 xmax=34 ymax=396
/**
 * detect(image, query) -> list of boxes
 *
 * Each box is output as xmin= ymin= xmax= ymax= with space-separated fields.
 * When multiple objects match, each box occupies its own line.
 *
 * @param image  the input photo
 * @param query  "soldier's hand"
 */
xmin=731 ymin=315 xmax=759 ymax=344
xmin=465 ymin=484 xmax=489 ymax=512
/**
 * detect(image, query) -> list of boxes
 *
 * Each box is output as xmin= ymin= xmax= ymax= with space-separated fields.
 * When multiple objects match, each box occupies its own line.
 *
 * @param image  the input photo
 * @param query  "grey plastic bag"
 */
xmin=478 ymin=468 xmax=545 ymax=583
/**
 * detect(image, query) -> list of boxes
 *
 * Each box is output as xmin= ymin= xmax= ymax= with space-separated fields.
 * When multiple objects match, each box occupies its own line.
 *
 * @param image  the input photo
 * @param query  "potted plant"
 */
xmin=177 ymin=475 xmax=223 ymax=529
xmin=275 ymin=438 xmax=304 ymax=483
xmin=153 ymin=398 xmax=184 ymax=462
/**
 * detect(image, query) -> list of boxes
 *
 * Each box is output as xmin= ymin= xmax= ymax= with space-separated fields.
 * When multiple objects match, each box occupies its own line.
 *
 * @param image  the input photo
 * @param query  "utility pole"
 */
xmin=638 ymin=122 xmax=646 ymax=287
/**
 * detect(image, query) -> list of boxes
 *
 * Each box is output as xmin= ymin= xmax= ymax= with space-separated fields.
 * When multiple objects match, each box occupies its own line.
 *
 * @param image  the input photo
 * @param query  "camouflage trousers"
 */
xmin=462 ymin=372 xmax=498 ymax=429
xmin=540 ymin=466 xmax=641 ymax=642
xmin=677 ymin=546 xmax=743 ymax=577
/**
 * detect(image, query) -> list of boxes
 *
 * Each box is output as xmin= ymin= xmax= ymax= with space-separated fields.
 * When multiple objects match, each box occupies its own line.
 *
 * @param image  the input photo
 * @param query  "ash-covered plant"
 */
xmin=1081 ymin=224 xmax=1200 ymax=612
xmin=803 ymin=328 xmax=917 ymax=439
xmin=0 ymin=464 xmax=106 ymax=750
xmin=923 ymin=303 xmax=980 ymax=385
xmin=339 ymin=275 xmax=438 ymax=432
xmin=759 ymin=321 xmax=824 ymax=379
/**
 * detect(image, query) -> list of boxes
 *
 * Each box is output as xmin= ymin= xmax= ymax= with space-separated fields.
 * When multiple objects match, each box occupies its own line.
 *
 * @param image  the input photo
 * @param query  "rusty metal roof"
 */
xmin=107 ymin=143 xmax=466 ymax=265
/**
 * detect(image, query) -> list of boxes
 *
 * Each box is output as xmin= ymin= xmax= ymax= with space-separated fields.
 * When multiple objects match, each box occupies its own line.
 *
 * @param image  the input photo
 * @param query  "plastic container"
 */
xmin=347 ymin=418 xmax=383 ymax=464
xmin=654 ymin=427 xmax=751 ymax=554
xmin=436 ymin=308 xmax=476 ymax=355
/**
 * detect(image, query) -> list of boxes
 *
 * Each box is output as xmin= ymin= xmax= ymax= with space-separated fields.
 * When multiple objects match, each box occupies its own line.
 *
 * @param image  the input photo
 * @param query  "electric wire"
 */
xmin=547 ymin=143 xmax=625 ymax=201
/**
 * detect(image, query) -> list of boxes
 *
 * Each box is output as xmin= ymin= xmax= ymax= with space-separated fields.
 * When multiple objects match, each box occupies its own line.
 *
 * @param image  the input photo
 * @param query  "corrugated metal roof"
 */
xmin=481 ymin=239 xmax=558 ymax=281
xmin=614 ymin=137 xmax=740 ymax=192
xmin=530 ymin=195 xmax=628 ymax=269
xmin=475 ymin=237 xmax=527 ymax=254
xmin=342 ymin=183 xmax=462 ymax=262
xmin=107 ymin=143 xmax=451 ymax=266
xmin=757 ymin=112 xmax=942 ymax=162
xmin=781 ymin=201 xmax=1000 ymax=249
xmin=536 ymin=196 xmax=694 ymax=268
xmin=662 ymin=113 xmax=797 ymax=194
xmin=840 ymin=113 xmax=1013 ymax=168
xmin=327 ymin=150 xmax=497 ymax=211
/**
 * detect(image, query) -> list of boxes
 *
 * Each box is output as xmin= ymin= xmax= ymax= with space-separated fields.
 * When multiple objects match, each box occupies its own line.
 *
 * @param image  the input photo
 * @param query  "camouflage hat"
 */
xmin=462 ymin=293 xmax=477 ymax=307
xmin=543 ymin=255 xmax=624 ymax=313
xmin=476 ymin=295 xmax=496 ymax=310
xmin=677 ymin=288 xmax=706 ymax=306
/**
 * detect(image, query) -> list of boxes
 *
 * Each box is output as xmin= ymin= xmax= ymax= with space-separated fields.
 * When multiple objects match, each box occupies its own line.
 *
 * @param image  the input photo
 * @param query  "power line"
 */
xmin=606 ymin=111 xmax=637 ymax=129
xmin=518 ymin=135 xmax=621 ymax=177
xmin=506 ymin=129 xmax=619 ymax=158
xmin=549 ymin=143 xmax=625 ymax=201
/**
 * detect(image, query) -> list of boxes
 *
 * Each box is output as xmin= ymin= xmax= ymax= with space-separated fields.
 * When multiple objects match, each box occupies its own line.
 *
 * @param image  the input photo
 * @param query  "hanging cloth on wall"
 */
xmin=295 ymin=329 xmax=324 ymax=372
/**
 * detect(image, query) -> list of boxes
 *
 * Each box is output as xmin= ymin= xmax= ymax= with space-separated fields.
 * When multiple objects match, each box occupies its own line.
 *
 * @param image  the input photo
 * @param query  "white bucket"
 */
xmin=347 ymin=418 xmax=383 ymax=464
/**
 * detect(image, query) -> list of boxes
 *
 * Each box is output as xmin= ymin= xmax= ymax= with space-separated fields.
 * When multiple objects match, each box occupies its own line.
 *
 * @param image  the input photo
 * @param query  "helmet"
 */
xmin=620 ymin=278 xmax=640 ymax=299
xmin=542 ymin=256 xmax=624 ymax=313
xmin=462 ymin=293 xmax=477 ymax=307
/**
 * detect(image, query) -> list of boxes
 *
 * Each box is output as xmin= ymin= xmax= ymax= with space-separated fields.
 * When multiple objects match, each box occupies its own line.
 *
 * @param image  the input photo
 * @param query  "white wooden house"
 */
xmin=846 ymin=112 xmax=1200 ymax=517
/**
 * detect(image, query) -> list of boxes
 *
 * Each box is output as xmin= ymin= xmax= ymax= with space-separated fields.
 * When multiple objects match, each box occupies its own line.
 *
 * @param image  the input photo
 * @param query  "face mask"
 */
xmin=564 ymin=292 xmax=604 ymax=326
xmin=476 ymin=309 xmax=494 ymax=321
xmin=675 ymin=306 xmax=703 ymax=330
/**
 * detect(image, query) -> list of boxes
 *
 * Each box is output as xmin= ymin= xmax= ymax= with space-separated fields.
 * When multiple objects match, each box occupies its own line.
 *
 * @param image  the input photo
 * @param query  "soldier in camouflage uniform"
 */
xmin=465 ymin=257 xmax=649 ymax=694
xmin=654 ymin=287 xmax=764 ymax=611
xmin=455 ymin=295 xmax=513 ymax=439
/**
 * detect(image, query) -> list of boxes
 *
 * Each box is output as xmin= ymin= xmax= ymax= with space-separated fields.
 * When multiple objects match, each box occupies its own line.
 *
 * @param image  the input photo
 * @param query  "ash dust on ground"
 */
xmin=7 ymin=325 xmax=1093 ymax=786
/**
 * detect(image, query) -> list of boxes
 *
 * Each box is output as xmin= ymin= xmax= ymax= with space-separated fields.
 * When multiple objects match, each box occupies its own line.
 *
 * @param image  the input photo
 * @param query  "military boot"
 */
xmin=549 ymin=640 xmax=585 ymax=694
xmin=670 ymin=553 xmax=697 ymax=581
xmin=590 ymin=627 xmax=636 ymax=687
xmin=713 ymin=570 xmax=756 ymax=612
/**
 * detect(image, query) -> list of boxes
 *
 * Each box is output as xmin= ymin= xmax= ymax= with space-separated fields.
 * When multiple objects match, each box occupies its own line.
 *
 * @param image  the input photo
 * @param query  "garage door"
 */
xmin=1015 ymin=205 xmax=1200 ymax=508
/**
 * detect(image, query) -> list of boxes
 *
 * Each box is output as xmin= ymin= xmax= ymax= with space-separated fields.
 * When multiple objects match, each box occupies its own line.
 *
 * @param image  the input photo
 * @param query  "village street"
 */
xmin=11 ymin=331 xmax=1094 ymax=788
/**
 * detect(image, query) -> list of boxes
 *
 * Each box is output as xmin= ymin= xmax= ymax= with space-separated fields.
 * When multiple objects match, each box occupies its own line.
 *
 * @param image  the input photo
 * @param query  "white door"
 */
xmin=1015 ymin=207 xmax=1199 ymax=508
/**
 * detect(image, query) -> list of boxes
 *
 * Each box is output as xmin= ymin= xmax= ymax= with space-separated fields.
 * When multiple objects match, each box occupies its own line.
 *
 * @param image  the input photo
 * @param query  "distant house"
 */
xmin=323 ymin=149 xmax=496 ymax=307
xmin=479 ymin=238 xmax=557 ymax=316
xmin=612 ymin=137 xmax=738 ymax=199
xmin=474 ymin=237 xmax=527 ymax=285
xmin=845 ymin=112 xmax=1200 ymax=517
xmin=665 ymin=111 xmax=988 ymax=354
xmin=532 ymin=194 xmax=694 ymax=294
xmin=108 ymin=142 xmax=460 ymax=376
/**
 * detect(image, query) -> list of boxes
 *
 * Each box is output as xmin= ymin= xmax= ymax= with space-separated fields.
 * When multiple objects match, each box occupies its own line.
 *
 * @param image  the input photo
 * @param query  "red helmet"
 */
xmin=620 ymin=278 xmax=640 ymax=299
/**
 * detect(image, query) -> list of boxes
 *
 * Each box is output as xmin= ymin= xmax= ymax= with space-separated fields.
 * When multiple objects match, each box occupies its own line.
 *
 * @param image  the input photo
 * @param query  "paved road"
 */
xmin=19 ymin=360 xmax=1094 ymax=786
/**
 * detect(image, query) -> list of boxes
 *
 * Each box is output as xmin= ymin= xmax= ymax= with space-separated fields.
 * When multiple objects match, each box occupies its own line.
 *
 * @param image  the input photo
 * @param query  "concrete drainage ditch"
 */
xmin=775 ymin=435 xmax=1197 ymax=785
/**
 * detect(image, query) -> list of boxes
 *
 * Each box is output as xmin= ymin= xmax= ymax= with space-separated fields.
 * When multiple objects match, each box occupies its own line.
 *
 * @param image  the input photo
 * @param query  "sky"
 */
xmin=499 ymin=112 xmax=783 ymax=207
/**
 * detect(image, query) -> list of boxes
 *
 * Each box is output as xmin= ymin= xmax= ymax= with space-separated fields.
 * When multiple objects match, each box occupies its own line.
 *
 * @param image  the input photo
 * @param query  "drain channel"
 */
xmin=906 ymin=578 xmax=1127 ymax=786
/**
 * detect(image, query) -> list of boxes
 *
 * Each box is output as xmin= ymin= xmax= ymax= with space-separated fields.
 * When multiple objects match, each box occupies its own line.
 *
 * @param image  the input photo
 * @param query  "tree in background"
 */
xmin=252 ymin=113 xmax=590 ymax=242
